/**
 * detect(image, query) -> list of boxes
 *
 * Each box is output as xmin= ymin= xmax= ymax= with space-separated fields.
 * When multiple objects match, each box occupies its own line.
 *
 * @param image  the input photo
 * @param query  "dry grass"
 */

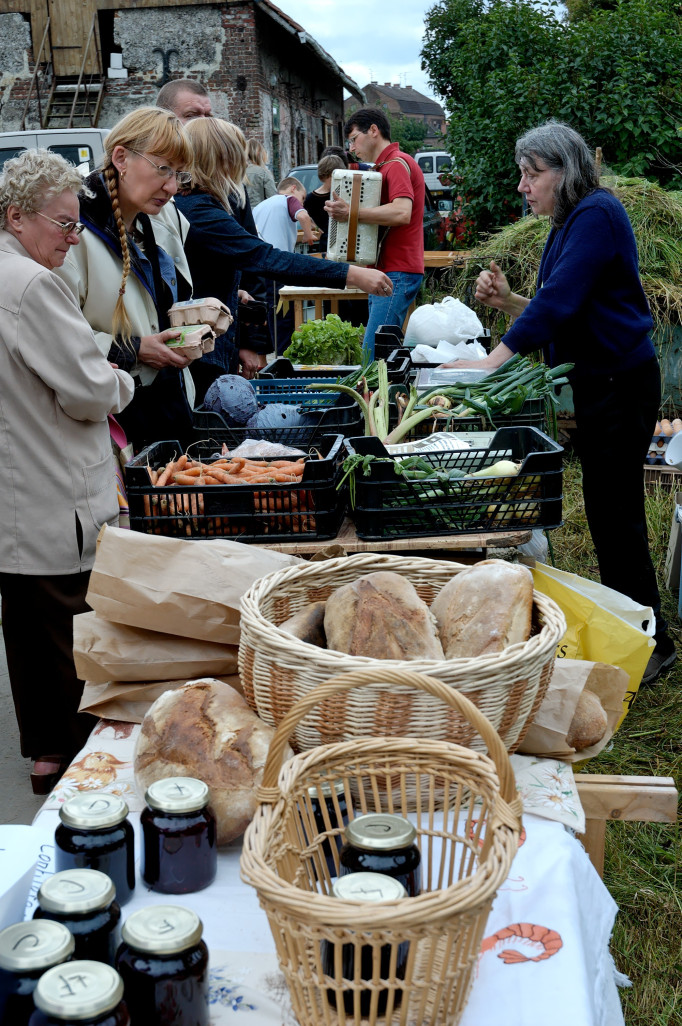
xmin=551 ymin=457 xmax=681 ymax=1025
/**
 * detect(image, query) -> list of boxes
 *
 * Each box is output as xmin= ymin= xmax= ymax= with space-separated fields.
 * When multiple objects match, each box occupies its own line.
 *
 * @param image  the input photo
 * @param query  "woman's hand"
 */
xmin=439 ymin=342 xmax=514 ymax=371
xmin=238 ymin=289 xmax=255 ymax=304
xmin=347 ymin=266 xmax=394 ymax=296
xmin=138 ymin=330 xmax=191 ymax=369
xmin=238 ymin=349 xmax=262 ymax=380
xmin=475 ymin=260 xmax=511 ymax=310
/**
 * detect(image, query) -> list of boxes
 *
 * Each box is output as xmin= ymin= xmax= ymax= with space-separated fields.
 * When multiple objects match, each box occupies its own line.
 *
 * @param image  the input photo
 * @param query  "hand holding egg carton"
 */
xmin=166 ymin=298 xmax=233 ymax=361
xmin=647 ymin=418 xmax=682 ymax=465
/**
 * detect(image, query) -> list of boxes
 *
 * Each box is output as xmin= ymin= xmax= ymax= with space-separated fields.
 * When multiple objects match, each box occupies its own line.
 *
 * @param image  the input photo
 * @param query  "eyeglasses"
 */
xmin=347 ymin=131 xmax=364 ymax=149
xmin=35 ymin=211 xmax=84 ymax=236
xmin=127 ymin=149 xmax=192 ymax=187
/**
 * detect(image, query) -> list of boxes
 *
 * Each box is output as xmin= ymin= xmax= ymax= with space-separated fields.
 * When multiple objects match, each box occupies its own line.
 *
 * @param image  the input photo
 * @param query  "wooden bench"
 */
xmin=575 ymin=774 xmax=678 ymax=877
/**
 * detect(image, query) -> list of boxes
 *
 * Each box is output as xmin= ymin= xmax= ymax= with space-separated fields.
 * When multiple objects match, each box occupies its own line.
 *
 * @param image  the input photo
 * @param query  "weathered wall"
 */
xmin=0 ymin=14 xmax=33 ymax=130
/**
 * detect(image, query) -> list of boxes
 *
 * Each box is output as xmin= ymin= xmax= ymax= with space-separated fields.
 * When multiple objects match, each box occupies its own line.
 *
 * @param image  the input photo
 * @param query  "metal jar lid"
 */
xmin=343 ymin=813 xmax=417 ymax=851
xmin=38 ymin=869 xmax=116 ymax=914
xmin=307 ymin=779 xmax=346 ymax=800
xmin=33 ymin=960 xmax=124 ymax=1020
xmin=0 ymin=920 xmax=75 ymax=972
xmin=121 ymin=905 xmax=203 ymax=955
xmin=332 ymin=873 xmax=407 ymax=902
xmin=145 ymin=776 xmax=210 ymax=814
xmin=59 ymin=792 xmax=129 ymax=831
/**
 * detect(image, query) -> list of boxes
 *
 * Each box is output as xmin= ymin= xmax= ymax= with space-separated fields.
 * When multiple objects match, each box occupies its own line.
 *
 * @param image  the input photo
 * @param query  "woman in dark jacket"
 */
xmin=175 ymin=117 xmax=393 ymax=379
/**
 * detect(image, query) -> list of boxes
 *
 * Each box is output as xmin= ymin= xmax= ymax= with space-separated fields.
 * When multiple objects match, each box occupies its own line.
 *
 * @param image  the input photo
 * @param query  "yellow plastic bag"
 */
xmin=531 ymin=563 xmax=655 ymax=729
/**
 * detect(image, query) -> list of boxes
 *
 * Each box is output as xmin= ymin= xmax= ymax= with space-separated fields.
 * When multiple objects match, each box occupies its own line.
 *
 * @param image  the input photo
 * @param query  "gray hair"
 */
xmin=0 ymin=148 xmax=89 ymax=228
xmin=515 ymin=121 xmax=600 ymax=227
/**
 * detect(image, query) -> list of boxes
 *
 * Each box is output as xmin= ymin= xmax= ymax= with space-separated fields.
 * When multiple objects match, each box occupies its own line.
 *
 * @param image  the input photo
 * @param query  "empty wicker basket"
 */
xmin=240 ymin=667 xmax=523 ymax=1026
xmin=239 ymin=552 xmax=566 ymax=754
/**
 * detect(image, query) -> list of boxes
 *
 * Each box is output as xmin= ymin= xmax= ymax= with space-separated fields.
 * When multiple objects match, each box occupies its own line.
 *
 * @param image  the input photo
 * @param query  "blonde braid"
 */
xmin=104 ymin=165 xmax=134 ymax=346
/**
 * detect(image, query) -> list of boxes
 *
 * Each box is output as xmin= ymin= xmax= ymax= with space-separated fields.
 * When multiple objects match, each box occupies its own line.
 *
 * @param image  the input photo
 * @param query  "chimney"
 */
xmin=384 ymin=82 xmax=391 ymax=87
xmin=406 ymin=85 xmax=413 ymax=90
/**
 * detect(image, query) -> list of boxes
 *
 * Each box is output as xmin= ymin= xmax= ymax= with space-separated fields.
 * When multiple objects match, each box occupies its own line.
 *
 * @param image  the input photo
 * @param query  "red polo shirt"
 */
xmin=373 ymin=142 xmax=425 ymax=274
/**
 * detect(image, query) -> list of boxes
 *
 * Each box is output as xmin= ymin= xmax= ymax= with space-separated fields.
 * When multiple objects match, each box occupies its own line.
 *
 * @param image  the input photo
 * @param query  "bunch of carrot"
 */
xmin=146 ymin=453 xmax=307 ymax=487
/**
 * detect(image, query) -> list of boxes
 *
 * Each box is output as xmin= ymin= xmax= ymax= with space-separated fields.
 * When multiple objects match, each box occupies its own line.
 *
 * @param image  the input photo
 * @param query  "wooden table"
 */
xmin=423 ymin=249 xmax=473 ymax=268
xmin=279 ymin=286 xmax=368 ymax=330
xmin=257 ymin=515 xmax=531 ymax=558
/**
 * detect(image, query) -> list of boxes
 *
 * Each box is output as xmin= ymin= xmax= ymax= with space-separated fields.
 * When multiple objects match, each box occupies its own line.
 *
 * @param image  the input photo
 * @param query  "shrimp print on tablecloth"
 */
xmin=480 ymin=923 xmax=563 ymax=964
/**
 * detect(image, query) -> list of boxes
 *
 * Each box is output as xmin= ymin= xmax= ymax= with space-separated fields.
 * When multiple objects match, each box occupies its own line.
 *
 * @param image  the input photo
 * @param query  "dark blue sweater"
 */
xmin=503 ymin=189 xmax=655 ymax=378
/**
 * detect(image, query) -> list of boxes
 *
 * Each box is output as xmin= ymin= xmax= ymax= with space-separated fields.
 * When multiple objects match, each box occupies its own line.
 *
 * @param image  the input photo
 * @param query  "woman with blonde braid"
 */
xmin=57 ymin=106 xmax=196 ymax=451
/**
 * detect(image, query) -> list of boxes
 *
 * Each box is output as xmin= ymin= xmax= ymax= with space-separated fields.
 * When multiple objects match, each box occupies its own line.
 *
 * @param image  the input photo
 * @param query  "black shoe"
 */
xmin=641 ymin=635 xmax=677 ymax=685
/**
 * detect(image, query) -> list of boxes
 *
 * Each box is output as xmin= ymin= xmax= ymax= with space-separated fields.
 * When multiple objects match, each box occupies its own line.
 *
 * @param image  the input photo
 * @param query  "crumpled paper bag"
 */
xmin=86 ymin=525 xmax=301 ymax=645
xmin=79 ymin=675 xmax=243 ymax=723
xmin=517 ymin=658 xmax=629 ymax=762
xmin=74 ymin=612 xmax=238 ymax=684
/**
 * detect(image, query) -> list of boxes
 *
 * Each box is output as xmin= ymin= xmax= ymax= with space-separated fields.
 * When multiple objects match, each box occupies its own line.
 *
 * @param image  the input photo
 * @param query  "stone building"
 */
xmin=345 ymin=82 xmax=446 ymax=148
xmin=0 ymin=0 xmax=363 ymax=176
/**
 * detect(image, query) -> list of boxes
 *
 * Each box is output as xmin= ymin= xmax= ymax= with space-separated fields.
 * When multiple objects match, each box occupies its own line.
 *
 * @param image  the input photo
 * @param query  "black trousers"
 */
xmin=571 ymin=356 xmax=665 ymax=636
xmin=0 ymin=572 xmax=97 ymax=759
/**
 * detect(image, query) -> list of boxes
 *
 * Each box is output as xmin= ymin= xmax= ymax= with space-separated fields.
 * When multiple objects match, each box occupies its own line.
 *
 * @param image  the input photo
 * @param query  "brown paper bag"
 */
xmin=517 ymin=658 xmax=628 ymax=762
xmin=74 ymin=612 xmax=238 ymax=684
xmin=79 ymin=675 xmax=243 ymax=723
xmin=86 ymin=525 xmax=301 ymax=645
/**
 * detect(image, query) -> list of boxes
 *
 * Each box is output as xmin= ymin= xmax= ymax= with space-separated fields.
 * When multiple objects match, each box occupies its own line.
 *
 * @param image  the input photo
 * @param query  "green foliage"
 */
xmin=283 ymin=314 xmax=364 ymax=365
xmin=386 ymin=113 xmax=428 ymax=155
xmin=422 ymin=0 xmax=682 ymax=230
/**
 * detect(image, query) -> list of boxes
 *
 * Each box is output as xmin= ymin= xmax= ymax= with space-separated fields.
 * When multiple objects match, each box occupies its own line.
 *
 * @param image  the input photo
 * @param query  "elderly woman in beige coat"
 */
xmin=0 ymin=149 xmax=134 ymax=793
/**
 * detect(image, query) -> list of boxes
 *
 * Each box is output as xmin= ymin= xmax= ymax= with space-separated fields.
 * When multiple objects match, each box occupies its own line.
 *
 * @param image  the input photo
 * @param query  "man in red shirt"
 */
xmin=325 ymin=107 xmax=424 ymax=357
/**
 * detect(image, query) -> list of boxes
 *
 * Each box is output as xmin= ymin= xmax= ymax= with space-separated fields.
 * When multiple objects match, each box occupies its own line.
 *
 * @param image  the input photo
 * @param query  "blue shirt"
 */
xmin=503 ymin=189 xmax=655 ymax=379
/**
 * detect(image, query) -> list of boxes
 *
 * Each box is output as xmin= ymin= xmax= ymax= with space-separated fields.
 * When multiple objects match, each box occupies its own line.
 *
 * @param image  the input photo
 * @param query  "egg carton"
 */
xmin=168 ymin=297 xmax=232 ymax=333
xmin=166 ymin=323 xmax=216 ymax=359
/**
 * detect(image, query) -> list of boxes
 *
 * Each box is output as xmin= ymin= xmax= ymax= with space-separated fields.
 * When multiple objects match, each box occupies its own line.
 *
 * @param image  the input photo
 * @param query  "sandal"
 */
xmin=30 ymin=756 xmax=69 ymax=796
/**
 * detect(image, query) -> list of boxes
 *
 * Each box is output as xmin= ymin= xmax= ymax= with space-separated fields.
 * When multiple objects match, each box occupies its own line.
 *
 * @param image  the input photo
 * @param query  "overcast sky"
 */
xmin=271 ymin=0 xmax=442 ymax=103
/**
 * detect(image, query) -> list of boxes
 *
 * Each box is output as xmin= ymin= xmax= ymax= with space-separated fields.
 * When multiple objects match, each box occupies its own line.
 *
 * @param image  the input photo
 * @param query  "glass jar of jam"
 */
xmin=340 ymin=813 xmax=422 ymax=896
xmin=140 ymin=778 xmax=217 ymax=894
xmin=0 ymin=920 xmax=74 ymax=1026
xmin=306 ymin=779 xmax=349 ymax=877
xmin=28 ymin=960 xmax=129 ymax=1025
xmin=322 ymin=872 xmax=408 ymax=1017
xmin=55 ymin=794 xmax=135 ymax=906
xmin=33 ymin=869 xmax=121 ymax=967
xmin=115 ymin=905 xmax=209 ymax=1026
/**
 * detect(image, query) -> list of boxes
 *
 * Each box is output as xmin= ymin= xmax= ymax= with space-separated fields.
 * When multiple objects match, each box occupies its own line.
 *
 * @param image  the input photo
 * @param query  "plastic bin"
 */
xmin=192 ymin=381 xmax=364 ymax=448
xmin=125 ymin=434 xmax=346 ymax=542
xmin=261 ymin=349 xmax=412 ymax=385
xmin=344 ymin=426 xmax=563 ymax=539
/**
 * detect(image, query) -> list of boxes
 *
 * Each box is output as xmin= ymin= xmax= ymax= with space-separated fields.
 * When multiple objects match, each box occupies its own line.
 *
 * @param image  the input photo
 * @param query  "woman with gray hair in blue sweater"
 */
xmin=442 ymin=120 xmax=674 ymax=685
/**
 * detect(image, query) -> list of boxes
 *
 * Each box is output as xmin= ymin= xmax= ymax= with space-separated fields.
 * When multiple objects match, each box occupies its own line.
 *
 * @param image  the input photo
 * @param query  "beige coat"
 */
xmin=0 ymin=230 xmax=135 ymax=575
xmin=56 ymin=200 xmax=195 ymax=405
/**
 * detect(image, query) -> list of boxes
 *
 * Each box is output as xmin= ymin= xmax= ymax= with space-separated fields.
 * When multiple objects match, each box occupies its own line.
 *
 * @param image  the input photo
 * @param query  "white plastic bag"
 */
xmin=411 ymin=339 xmax=488 ymax=364
xmin=404 ymin=296 xmax=484 ymax=348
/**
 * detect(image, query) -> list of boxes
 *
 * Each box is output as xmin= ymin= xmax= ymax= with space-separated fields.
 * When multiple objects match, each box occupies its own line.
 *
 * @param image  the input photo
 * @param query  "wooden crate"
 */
xmin=643 ymin=463 xmax=682 ymax=491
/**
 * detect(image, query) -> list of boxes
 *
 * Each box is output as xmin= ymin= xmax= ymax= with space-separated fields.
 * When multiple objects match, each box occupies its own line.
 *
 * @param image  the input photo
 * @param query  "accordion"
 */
xmin=326 ymin=168 xmax=383 ymax=266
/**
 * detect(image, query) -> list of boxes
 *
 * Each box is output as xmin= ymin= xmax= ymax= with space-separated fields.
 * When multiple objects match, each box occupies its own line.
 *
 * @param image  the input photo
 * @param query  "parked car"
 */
xmin=287 ymin=163 xmax=442 ymax=249
xmin=0 ymin=127 xmax=109 ymax=173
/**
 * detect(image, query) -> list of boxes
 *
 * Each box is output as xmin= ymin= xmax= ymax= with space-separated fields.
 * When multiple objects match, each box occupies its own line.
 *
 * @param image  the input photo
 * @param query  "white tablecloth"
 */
xmin=19 ymin=720 xmax=626 ymax=1026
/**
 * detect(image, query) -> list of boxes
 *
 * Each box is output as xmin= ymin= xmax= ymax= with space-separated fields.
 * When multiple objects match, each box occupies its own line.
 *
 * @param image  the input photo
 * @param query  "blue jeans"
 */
xmin=362 ymin=271 xmax=423 ymax=360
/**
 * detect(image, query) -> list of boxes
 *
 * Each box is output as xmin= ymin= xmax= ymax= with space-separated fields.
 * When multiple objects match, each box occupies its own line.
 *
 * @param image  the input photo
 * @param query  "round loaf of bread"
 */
xmin=566 ymin=689 xmax=608 ymax=751
xmin=134 ymin=679 xmax=284 ymax=845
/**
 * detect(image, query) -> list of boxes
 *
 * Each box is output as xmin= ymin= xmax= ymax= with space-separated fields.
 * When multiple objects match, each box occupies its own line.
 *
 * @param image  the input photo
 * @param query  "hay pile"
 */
xmin=447 ymin=177 xmax=682 ymax=338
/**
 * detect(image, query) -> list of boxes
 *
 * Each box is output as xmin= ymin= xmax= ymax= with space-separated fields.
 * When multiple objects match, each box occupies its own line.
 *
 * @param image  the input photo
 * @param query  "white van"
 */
xmin=0 ymin=127 xmax=109 ymax=173
xmin=414 ymin=150 xmax=455 ymax=198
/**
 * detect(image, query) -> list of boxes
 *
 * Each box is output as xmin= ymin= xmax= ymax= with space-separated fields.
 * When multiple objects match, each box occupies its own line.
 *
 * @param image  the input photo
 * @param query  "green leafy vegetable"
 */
xmin=283 ymin=314 xmax=364 ymax=365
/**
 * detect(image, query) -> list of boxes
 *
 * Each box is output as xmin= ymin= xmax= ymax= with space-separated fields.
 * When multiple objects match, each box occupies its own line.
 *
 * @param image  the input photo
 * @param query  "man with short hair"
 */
xmin=325 ymin=106 xmax=424 ymax=357
xmin=156 ymin=79 xmax=213 ymax=123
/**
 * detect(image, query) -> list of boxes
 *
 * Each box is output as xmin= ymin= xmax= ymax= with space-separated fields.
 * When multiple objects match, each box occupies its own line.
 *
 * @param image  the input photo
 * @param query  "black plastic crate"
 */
xmin=344 ymin=427 xmax=563 ymax=539
xmin=192 ymin=382 xmax=364 ymax=448
xmin=125 ymin=435 xmax=347 ymax=542
xmin=388 ymin=392 xmax=546 ymax=438
xmin=261 ymin=349 xmax=412 ymax=385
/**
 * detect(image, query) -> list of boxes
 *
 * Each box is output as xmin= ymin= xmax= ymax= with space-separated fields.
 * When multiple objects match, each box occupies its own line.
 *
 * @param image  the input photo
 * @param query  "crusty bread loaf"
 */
xmin=566 ymin=689 xmax=608 ymax=751
xmin=279 ymin=601 xmax=327 ymax=647
xmin=134 ymin=679 xmax=286 ymax=845
xmin=324 ymin=571 xmax=444 ymax=660
xmin=431 ymin=561 xmax=533 ymax=658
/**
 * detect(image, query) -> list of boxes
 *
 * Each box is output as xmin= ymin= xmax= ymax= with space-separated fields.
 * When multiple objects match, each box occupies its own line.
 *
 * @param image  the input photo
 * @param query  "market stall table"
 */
xmin=279 ymin=285 xmax=368 ymax=330
xmin=11 ymin=719 xmax=675 ymax=1026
